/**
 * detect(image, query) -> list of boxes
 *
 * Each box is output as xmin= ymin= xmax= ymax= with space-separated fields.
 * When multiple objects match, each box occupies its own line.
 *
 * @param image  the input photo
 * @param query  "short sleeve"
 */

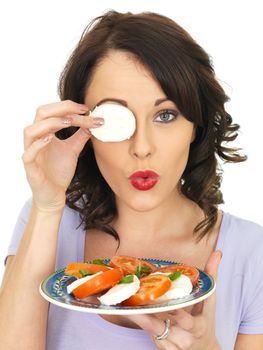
xmin=239 ymin=230 xmax=263 ymax=334
xmin=5 ymin=198 xmax=32 ymax=263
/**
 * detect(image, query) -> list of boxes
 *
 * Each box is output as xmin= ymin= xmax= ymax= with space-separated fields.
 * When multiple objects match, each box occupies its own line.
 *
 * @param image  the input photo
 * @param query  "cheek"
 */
xmin=165 ymin=132 xmax=192 ymax=175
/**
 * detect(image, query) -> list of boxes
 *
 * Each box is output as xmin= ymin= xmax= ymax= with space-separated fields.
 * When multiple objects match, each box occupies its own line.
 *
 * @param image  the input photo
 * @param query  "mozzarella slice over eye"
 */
xmin=97 ymin=275 xmax=140 ymax=305
xmin=89 ymin=103 xmax=136 ymax=142
xmin=67 ymin=271 xmax=103 ymax=294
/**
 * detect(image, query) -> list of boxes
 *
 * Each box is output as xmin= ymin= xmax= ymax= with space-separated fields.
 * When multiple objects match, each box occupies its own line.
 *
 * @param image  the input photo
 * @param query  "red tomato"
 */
xmin=109 ymin=255 xmax=156 ymax=276
xmin=122 ymin=274 xmax=172 ymax=306
xmin=65 ymin=262 xmax=110 ymax=278
xmin=72 ymin=268 xmax=124 ymax=299
xmin=155 ymin=264 xmax=200 ymax=287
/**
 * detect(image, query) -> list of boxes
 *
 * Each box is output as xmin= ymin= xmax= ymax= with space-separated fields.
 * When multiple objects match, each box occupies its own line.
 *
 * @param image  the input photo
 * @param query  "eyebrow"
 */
xmin=96 ymin=97 xmax=170 ymax=107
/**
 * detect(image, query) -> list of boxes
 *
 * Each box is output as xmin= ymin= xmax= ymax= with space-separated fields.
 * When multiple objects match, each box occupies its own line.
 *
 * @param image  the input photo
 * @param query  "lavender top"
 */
xmin=6 ymin=200 xmax=263 ymax=349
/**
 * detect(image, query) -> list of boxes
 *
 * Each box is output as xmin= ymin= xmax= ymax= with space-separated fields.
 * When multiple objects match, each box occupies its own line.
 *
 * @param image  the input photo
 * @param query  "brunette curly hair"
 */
xmin=56 ymin=10 xmax=246 ymax=243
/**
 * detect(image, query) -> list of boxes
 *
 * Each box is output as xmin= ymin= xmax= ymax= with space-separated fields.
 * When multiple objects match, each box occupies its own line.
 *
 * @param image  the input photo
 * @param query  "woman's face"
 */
xmin=84 ymin=50 xmax=195 ymax=212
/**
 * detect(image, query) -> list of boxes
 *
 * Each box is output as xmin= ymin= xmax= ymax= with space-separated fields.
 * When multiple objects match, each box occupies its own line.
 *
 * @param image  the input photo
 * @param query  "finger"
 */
xmin=24 ymin=115 xmax=104 ymax=149
xmin=127 ymin=314 xmax=170 ymax=338
xmin=152 ymin=325 xmax=194 ymax=350
xmin=168 ymin=309 xmax=207 ymax=340
xmin=204 ymin=250 xmax=222 ymax=279
xmin=35 ymin=100 xmax=90 ymax=121
xmin=202 ymin=250 xmax=222 ymax=317
xmin=24 ymin=117 xmax=71 ymax=149
xmin=167 ymin=309 xmax=194 ymax=332
xmin=128 ymin=315 xmax=174 ymax=349
xmin=22 ymin=134 xmax=54 ymax=177
xmin=64 ymin=128 xmax=92 ymax=156
xmin=191 ymin=300 xmax=203 ymax=316
xmin=128 ymin=314 xmax=194 ymax=349
xmin=166 ymin=326 xmax=195 ymax=349
xmin=72 ymin=114 xmax=104 ymax=129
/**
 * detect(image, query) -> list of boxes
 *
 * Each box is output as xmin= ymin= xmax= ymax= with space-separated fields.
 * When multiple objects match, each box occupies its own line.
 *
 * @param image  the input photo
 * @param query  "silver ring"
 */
xmin=155 ymin=319 xmax=171 ymax=341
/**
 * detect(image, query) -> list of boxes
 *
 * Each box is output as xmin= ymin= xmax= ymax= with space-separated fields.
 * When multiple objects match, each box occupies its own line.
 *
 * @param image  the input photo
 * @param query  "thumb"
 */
xmin=65 ymin=128 xmax=91 ymax=156
xmin=191 ymin=250 xmax=222 ymax=316
xmin=201 ymin=250 xmax=222 ymax=317
xmin=204 ymin=250 xmax=222 ymax=280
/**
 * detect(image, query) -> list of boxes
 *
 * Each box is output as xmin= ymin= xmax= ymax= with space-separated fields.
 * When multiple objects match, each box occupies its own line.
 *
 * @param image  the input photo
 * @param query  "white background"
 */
xmin=0 ymin=0 xmax=262 ymax=282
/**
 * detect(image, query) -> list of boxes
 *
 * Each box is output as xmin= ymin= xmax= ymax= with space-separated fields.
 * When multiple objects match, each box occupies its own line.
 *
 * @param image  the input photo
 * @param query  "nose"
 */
xmin=128 ymin=122 xmax=155 ymax=160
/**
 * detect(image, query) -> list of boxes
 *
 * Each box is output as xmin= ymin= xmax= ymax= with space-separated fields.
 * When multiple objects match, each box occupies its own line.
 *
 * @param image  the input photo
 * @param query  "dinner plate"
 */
xmin=39 ymin=258 xmax=215 ymax=315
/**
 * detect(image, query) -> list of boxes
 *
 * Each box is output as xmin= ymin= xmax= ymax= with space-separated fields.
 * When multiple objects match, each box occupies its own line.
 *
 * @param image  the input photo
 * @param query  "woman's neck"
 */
xmin=113 ymin=192 xmax=205 ymax=245
xmin=84 ymin=192 xmax=222 ymax=271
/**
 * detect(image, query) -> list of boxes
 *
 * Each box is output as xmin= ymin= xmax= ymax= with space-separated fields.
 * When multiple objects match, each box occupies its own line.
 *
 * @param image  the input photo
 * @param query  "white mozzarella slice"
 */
xmin=151 ymin=272 xmax=193 ymax=302
xmin=67 ymin=271 xmax=103 ymax=294
xmin=90 ymin=103 xmax=136 ymax=142
xmin=98 ymin=275 xmax=140 ymax=305
xmin=151 ymin=272 xmax=171 ymax=276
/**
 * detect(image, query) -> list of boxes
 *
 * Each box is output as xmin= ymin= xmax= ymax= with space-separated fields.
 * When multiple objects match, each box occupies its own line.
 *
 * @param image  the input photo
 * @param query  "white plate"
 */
xmin=39 ymin=258 xmax=215 ymax=315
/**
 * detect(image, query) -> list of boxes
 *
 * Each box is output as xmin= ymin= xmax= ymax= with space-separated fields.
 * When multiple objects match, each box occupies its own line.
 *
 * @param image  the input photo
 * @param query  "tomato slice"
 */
xmin=155 ymin=264 xmax=200 ymax=287
xmin=72 ymin=268 xmax=124 ymax=299
xmin=65 ymin=262 xmax=110 ymax=278
xmin=122 ymin=274 xmax=171 ymax=306
xmin=109 ymin=255 xmax=156 ymax=276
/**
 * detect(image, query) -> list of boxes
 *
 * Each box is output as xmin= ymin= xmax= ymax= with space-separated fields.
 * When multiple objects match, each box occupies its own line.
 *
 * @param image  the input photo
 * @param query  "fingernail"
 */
xmin=92 ymin=117 xmax=104 ymax=126
xmin=62 ymin=118 xmax=72 ymax=125
xmin=42 ymin=134 xmax=53 ymax=142
xmin=80 ymin=104 xmax=90 ymax=111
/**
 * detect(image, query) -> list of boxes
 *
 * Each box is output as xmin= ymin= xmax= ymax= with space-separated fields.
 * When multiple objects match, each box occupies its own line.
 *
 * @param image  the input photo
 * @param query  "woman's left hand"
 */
xmin=126 ymin=250 xmax=222 ymax=350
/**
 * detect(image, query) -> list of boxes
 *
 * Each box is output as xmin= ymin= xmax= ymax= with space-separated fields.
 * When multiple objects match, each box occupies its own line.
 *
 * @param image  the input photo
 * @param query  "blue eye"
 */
xmin=154 ymin=110 xmax=178 ymax=123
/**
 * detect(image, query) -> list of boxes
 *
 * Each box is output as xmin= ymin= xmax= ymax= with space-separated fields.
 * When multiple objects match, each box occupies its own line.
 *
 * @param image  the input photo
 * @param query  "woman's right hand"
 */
xmin=22 ymin=100 xmax=103 ymax=211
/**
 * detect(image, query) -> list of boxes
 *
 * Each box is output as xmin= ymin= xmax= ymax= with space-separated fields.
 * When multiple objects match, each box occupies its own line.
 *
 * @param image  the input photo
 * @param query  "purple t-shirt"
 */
xmin=6 ymin=199 xmax=263 ymax=349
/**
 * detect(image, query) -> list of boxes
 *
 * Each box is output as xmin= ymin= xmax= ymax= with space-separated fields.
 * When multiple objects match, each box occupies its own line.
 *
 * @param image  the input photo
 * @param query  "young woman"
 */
xmin=1 ymin=10 xmax=263 ymax=350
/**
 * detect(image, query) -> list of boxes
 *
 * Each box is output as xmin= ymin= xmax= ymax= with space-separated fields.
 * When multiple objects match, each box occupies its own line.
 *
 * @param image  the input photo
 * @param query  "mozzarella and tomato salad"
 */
xmin=64 ymin=256 xmax=200 ymax=306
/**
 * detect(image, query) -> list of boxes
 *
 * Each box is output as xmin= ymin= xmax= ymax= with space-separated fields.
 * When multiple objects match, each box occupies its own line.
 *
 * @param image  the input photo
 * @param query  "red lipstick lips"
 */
xmin=129 ymin=170 xmax=160 ymax=191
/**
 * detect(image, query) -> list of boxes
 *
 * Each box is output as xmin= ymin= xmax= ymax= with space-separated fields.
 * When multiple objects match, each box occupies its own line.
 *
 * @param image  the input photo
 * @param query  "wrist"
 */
xmin=32 ymin=198 xmax=66 ymax=215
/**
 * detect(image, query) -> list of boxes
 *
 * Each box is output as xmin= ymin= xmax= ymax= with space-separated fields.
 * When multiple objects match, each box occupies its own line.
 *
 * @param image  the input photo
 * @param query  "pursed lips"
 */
xmin=128 ymin=170 xmax=160 ymax=191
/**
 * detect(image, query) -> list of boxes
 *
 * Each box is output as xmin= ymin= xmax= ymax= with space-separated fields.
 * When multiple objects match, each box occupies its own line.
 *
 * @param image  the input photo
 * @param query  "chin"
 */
xmin=124 ymin=193 xmax=162 ymax=212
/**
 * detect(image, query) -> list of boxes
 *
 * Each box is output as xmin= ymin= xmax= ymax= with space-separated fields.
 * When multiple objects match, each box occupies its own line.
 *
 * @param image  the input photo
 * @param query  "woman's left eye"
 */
xmin=154 ymin=110 xmax=178 ymax=123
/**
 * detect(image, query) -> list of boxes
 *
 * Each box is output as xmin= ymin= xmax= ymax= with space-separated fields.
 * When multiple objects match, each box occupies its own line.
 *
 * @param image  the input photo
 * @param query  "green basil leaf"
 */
xmin=89 ymin=259 xmax=107 ymax=266
xmin=79 ymin=269 xmax=92 ymax=277
xmin=118 ymin=275 xmax=134 ymax=284
xmin=168 ymin=271 xmax=182 ymax=281
xmin=135 ymin=265 xmax=151 ymax=279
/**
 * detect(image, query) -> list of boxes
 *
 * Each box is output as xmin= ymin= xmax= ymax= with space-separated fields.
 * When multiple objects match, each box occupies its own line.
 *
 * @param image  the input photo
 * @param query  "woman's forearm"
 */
xmin=0 ymin=203 xmax=64 ymax=350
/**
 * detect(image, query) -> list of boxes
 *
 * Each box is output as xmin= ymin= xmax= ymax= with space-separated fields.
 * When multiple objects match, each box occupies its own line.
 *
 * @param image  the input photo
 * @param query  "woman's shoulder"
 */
xmin=216 ymin=213 xmax=263 ymax=337
xmin=218 ymin=211 xmax=263 ymax=260
xmin=222 ymin=211 xmax=263 ymax=234
xmin=61 ymin=204 xmax=81 ymax=226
